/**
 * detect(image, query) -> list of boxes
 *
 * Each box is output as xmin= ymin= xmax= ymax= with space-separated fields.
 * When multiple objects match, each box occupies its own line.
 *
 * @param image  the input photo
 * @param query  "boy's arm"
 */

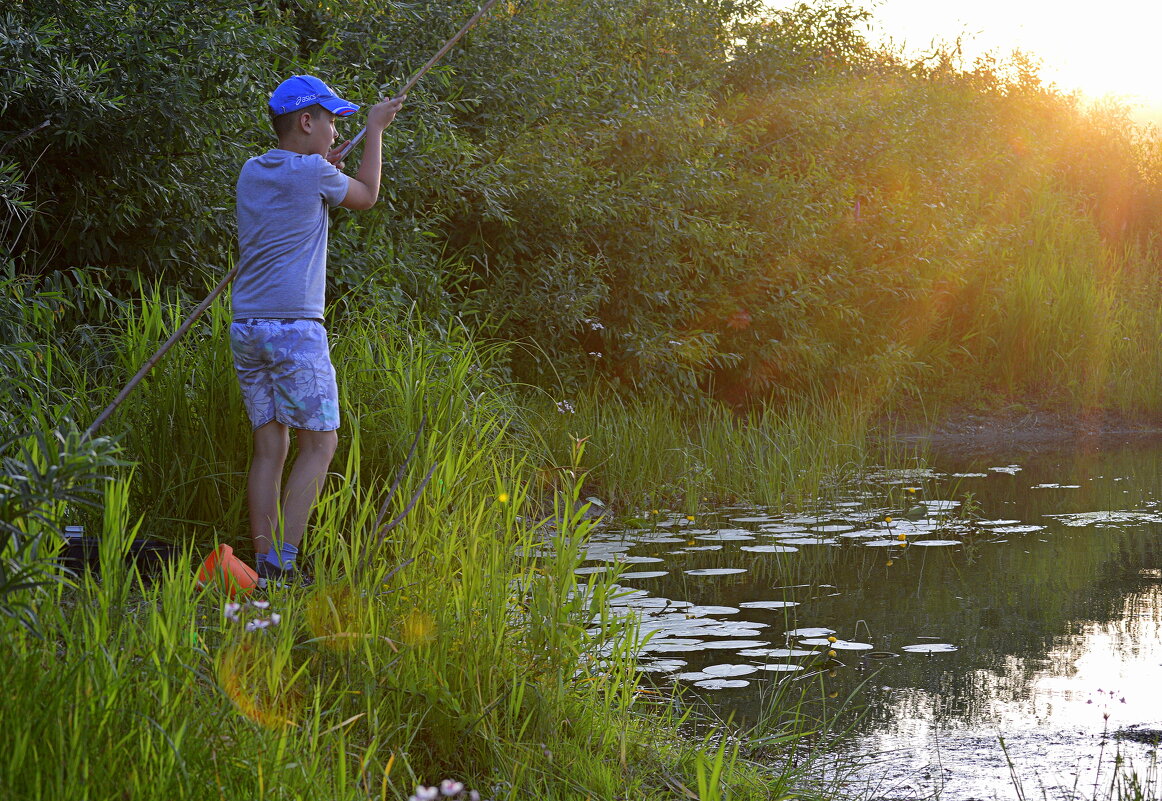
xmin=337 ymin=96 xmax=406 ymax=211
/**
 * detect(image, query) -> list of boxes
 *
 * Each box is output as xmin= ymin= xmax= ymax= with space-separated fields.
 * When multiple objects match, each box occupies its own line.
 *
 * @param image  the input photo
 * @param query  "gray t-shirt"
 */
xmin=233 ymin=149 xmax=349 ymax=320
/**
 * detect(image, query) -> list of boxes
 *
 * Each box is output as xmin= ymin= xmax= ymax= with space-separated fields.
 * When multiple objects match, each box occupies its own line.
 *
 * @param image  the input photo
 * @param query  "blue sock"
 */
xmin=264 ymin=541 xmax=298 ymax=569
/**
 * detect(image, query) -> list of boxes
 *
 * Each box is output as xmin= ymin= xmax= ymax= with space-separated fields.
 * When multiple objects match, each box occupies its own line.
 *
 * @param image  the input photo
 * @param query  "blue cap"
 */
xmin=268 ymin=75 xmax=359 ymax=117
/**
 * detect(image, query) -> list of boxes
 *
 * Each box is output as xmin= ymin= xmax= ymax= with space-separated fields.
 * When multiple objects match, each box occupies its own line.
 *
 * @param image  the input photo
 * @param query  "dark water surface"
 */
xmin=585 ymin=435 xmax=1162 ymax=799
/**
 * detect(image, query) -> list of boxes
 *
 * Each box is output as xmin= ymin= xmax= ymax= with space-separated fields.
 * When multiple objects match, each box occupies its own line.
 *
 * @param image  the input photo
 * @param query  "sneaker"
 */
xmin=255 ymin=559 xmax=313 ymax=589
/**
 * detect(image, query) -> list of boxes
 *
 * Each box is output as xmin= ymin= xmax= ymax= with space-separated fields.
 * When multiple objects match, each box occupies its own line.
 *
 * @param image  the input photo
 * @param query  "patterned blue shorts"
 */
xmin=229 ymin=319 xmax=340 ymax=431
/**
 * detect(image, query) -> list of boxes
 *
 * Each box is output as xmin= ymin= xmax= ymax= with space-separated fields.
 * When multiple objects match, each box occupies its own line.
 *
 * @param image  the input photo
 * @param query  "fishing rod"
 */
xmin=335 ymin=0 xmax=500 ymax=163
xmin=84 ymin=0 xmax=500 ymax=440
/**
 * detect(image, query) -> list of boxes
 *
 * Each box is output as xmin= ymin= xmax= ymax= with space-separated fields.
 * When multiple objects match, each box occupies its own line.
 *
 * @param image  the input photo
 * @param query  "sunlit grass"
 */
xmin=1 ymin=296 xmax=855 ymax=800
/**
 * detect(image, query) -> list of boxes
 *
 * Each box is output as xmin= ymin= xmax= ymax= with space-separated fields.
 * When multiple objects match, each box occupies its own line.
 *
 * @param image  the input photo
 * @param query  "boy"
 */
xmin=231 ymin=74 xmax=404 ymax=586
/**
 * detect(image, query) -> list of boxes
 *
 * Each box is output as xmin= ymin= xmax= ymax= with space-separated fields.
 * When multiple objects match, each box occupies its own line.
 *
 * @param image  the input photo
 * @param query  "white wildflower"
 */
xmin=440 ymin=780 xmax=465 ymax=796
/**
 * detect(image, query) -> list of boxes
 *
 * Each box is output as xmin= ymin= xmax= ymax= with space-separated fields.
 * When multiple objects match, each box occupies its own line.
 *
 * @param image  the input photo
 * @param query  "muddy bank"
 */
xmin=884 ymin=405 xmax=1162 ymax=455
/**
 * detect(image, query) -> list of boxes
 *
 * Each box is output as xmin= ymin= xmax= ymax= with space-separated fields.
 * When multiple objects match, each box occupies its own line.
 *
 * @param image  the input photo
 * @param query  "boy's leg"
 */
xmin=279 ymin=428 xmax=338 ymax=550
xmin=249 ymin=420 xmax=290 ymax=556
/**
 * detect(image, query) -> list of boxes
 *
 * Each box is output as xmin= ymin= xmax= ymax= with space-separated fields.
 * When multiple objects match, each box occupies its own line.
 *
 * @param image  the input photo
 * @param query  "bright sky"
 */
xmin=772 ymin=1 xmax=1162 ymax=122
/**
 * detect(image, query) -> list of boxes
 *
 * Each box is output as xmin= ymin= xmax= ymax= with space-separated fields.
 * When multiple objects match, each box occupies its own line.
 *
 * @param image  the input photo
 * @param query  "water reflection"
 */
xmin=585 ymin=435 xmax=1162 ymax=798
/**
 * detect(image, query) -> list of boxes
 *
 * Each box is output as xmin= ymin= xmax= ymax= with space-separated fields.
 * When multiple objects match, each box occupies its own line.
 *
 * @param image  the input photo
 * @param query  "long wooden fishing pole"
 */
xmin=83 ymin=0 xmax=500 ymax=440
xmin=334 ymin=0 xmax=501 ymax=163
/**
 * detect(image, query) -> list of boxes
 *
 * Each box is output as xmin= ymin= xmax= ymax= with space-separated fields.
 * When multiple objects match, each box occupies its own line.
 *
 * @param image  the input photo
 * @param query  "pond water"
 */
xmin=582 ymin=435 xmax=1162 ymax=800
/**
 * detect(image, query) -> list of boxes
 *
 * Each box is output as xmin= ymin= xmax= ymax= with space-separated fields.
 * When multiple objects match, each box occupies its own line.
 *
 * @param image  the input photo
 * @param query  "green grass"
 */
xmin=1 ymin=291 xmax=861 ymax=801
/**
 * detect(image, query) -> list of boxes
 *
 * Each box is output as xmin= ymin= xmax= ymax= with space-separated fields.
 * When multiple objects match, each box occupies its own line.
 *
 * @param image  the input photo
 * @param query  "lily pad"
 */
xmin=862 ymin=539 xmax=905 ymax=547
xmin=757 ymin=663 xmax=804 ymax=672
xmin=902 ymin=643 xmax=959 ymax=654
xmin=695 ymin=532 xmax=754 ymax=542
xmin=912 ymin=539 xmax=962 ymax=547
xmin=686 ymin=605 xmax=740 ymax=616
xmin=759 ymin=524 xmax=811 ymax=534
xmin=685 ymin=568 xmax=748 ymax=576
xmin=694 ymin=623 xmax=768 ymax=637
xmin=644 ymin=640 xmax=706 ymax=653
xmin=702 ymin=663 xmax=758 ymax=677
xmin=635 ymin=659 xmax=686 ymax=673
xmin=693 ymin=678 xmax=751 ymax=689
xmin=739 ymin=545 xmax=799 ymax=553
xmin=837 ymin=530 xmax=888 ymax=539
xmin=626 ymin=597 xmax=691 ymax=610
xmin=700 ymin=639 xmax=771 ymax=650
xmin=738 ymin=600 xmax=799 ymax=609
xmin=799 ymin=638 xmax=872 ymax=650
xmin=777 ymin=537 xmax=837 ymax=546
xmin=785 ymin=627 xmax=836 ymax=638
xmin=619 ymin=571 xmax=668 ymax=579
xmin=738 ymin=647 xmax=815 ymax=658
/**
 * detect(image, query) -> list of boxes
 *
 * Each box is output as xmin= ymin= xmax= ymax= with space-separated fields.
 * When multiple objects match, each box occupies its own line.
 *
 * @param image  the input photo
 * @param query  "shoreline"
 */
xmin=883 ymin=405 xmax=1162 ymax=455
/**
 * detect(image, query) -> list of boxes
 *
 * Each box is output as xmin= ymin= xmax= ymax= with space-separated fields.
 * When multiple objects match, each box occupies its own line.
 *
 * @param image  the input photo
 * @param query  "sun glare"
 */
xmin=772 ymin=1 xmax=1162 ymax=123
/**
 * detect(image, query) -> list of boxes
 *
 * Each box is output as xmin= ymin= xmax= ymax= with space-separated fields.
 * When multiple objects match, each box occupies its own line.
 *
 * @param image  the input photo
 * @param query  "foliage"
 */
xmin=0 ymin=322 xmax=833 ymax=800
xmin=0 ymin=421 xmax=122 ymax=635
xmin=8 ymin=0 xmax=1162 ymax=408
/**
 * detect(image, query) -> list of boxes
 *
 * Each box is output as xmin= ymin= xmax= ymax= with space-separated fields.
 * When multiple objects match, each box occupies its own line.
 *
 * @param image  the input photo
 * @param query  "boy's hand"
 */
xmin=367 ymin=95 xmax=406 ymax=133
xmin=326 ymin=141 xmax=351 ymax=170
